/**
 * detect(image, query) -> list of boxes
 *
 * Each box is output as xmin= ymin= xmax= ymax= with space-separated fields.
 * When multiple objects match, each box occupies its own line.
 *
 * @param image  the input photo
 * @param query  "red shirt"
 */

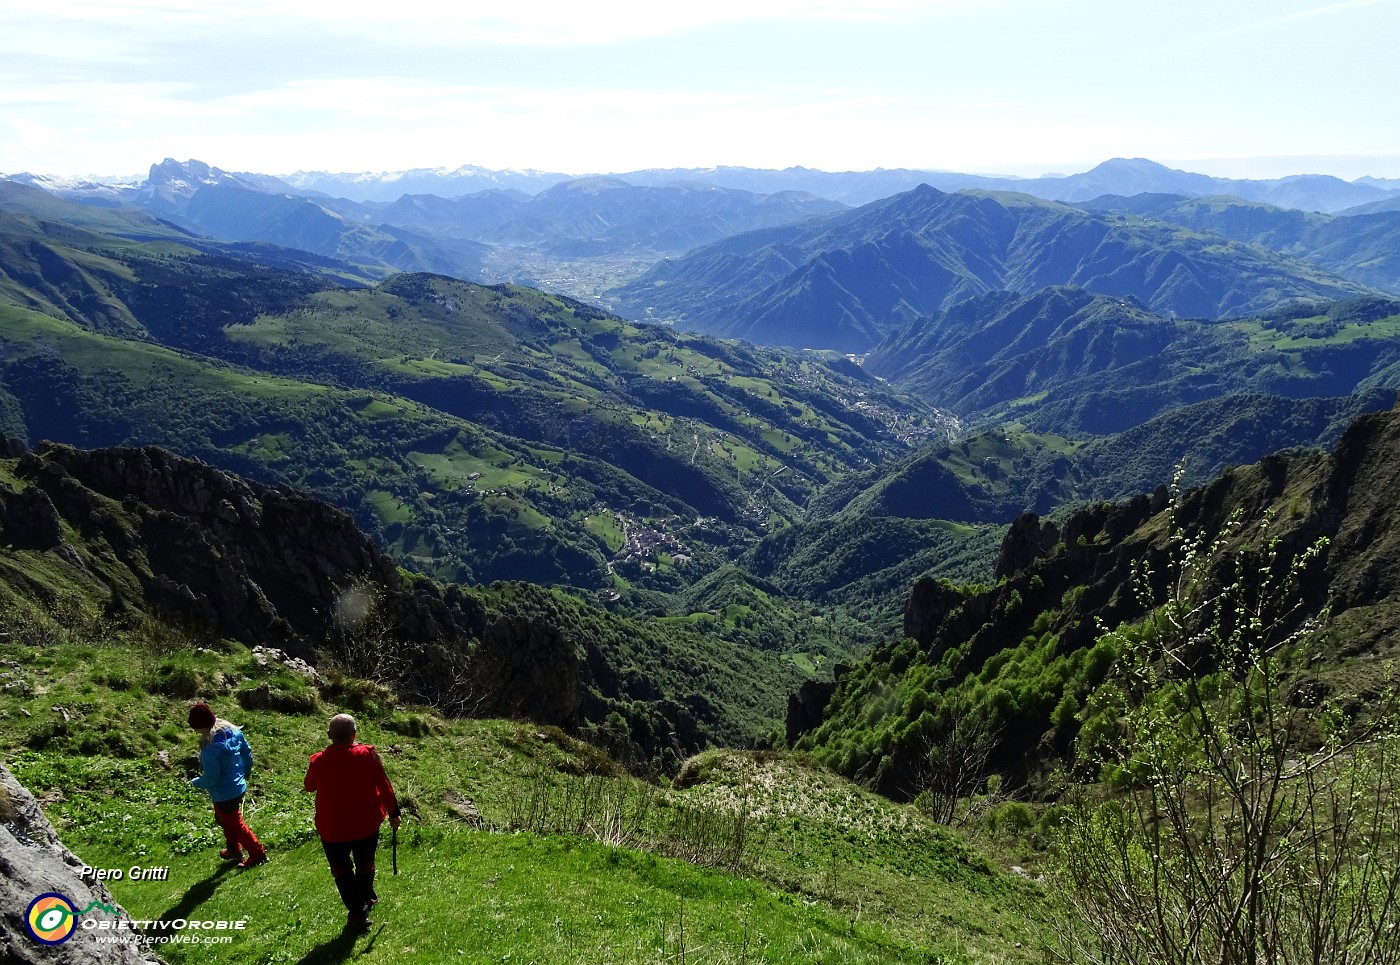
xmin=304 ymin=742 xmax=397 ymax=843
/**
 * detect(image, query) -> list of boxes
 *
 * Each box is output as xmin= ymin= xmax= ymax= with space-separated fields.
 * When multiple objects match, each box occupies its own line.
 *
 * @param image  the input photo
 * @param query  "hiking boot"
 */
xmin=345 ymin=912 xmax=372 ymax=933
xmin=219 ymin=848 xmax=243 ymax=862
xmin=237 ymin=848 xmax=268 ymax=869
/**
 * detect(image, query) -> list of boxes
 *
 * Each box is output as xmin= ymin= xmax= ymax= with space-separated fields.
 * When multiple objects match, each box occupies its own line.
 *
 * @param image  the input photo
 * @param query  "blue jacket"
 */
xmin=192 ymin=723 xmax=253 ymax=803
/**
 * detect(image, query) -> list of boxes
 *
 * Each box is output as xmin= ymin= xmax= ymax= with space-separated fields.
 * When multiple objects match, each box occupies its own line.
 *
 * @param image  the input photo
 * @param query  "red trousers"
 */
xmin=213 ymin=796 xmax=263 ymax=856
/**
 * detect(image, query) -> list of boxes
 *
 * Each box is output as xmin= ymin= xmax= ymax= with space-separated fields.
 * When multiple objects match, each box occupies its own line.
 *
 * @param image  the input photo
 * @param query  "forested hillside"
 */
xmin=790 ymin=400 xmax=1400 ymax=796
xmin=611 ymin=185 xmax=1380 ymax=351
xmin=0 ymin=186 xmax=947 ymax=600
xmin=1079 ymin=192 xmax=1400 ymax=294
xmin=865 ymin=287 xmax=1400 ymax=433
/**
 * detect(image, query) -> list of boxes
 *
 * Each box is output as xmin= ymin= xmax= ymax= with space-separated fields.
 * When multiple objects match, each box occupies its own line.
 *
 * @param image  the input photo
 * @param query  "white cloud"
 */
xmin=1 ymin=0 xmax=1396 ymax=178
xmin=10 ymin=118 xmax=64 ymax=151
xmin=4 ymin=0 xmax=957 ymax=48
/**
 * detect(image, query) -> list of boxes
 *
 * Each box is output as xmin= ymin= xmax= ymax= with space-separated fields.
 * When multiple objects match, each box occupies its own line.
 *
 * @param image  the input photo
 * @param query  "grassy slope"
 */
xmin=1 ymin=635 xmax=1047 ymax=965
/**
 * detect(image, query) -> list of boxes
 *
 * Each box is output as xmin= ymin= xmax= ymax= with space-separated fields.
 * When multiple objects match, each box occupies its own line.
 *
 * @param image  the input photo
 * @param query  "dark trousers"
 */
xmin=321 ymin=831 xmax=380 ymax=918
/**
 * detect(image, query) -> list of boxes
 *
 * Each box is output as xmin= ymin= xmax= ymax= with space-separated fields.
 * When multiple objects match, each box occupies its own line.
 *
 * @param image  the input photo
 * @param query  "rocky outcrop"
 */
xmin=0 ymin=439 xmax=584 ymax=731
xmin=471 ymin=616 xmax=581 ymax=725
xmin=0 ymin=764 xmax=161 ymax=964
xmin=13 ymin=443 xmax=401 ymax=659
xmin=790 ymin=400 xmax=1400 ymax=795
xmin=0 ymin=487 xmax=63 ymax=551
xmin=785 ymin=671 xmax=843 ymax=746
xmin=898 ymin=425 xmax=1370 ymax=677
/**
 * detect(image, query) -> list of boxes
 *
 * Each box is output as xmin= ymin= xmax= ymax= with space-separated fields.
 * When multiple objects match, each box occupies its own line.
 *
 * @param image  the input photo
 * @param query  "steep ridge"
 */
xmin=865 ymin=288 xmax=1400 ymax=431
xmin=611 ymin=186 xmax=1378 ymax=352
xmin=139 ymin=162 xmax=489 ymax=281
xmin=788 ymin=399 xmax=1400 ymax=796
xmin=1079 ymin=193 xmax=1400 ymax=295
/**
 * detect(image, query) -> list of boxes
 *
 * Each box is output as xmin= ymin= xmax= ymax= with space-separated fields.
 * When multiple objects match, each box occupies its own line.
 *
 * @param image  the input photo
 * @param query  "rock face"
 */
xmin=0 ymin=439 xmax=584 ymax=731
xmin=472 ymin=616 xmax=581 ymax=724
xmin=0 ymin=764 xmax=161 ymax=964
xmin=785 ymin=673 xmax=841 ymax=747
xmin=13 ymin=443 xmax=402 ymax=660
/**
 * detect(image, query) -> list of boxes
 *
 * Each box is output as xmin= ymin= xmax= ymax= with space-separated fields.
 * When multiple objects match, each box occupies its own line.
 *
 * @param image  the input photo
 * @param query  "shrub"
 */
xmin=384 ymin=711 xmax=445 ymax=737
xmin=988 ymin=800 xmax=1035 ymax=838
xmin=317 ymin=669 xmax=400 ymax=716
xmin=1050 ymin=692 xmax=1079 ymax=730
xmin=236 ymin=682 xmax=319 ymax=714
xmin=1050 ymin=513 xmax=1400 ymax=965
xmin=146 ymin=661 xmax=204 ymax=698
xmin=25 ymin=721 xmax=68 ymax=751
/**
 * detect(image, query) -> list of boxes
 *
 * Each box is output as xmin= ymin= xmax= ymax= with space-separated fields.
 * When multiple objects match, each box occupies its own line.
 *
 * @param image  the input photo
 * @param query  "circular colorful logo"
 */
xmin=25 ymin=893 xmax=77 ymax=945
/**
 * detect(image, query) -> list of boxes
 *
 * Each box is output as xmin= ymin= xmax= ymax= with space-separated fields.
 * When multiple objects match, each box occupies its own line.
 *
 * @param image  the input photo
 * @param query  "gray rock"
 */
xmin=0 ymin=764 xmax=163 ymax=964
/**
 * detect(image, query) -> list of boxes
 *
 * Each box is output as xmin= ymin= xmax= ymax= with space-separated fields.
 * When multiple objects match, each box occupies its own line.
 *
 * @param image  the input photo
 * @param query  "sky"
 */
xmin=2 ymin=0 xmax=1399 ymax=181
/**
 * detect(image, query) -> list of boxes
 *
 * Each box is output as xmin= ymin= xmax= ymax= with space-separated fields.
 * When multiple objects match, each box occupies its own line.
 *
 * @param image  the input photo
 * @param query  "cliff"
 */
xmin=0 ymin=437 xmax=582 ymax=726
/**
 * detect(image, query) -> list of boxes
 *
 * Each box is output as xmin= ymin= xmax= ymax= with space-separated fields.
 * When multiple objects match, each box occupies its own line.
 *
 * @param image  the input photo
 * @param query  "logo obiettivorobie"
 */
xmin=25 ymin=892 xmax=78 ymax=945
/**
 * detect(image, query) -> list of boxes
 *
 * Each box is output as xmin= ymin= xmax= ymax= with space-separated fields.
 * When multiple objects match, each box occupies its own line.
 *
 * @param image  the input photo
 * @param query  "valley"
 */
xmin=3 ymin=152 xmax=1400 ymax=964
xmin=5 ymin=160 xmax=1400 ymax=745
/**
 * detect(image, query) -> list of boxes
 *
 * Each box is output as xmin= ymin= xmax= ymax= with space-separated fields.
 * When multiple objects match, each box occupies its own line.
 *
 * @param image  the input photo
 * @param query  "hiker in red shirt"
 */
xmin=304 ymin=713 xmax=400 ymax=932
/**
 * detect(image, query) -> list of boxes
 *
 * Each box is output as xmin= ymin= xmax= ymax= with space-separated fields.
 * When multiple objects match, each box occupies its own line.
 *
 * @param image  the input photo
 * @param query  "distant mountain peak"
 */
xmin=544 ymin=175 xmax=633 ymax=196
xmin=148 ymin=157 xmax=226 ymax=186
xmin=1091 ymin=157 xmax=1178 ymax=173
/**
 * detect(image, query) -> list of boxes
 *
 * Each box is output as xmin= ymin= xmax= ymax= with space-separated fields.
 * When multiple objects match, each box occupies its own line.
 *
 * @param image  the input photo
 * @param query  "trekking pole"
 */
xmin=392 ymin=822 xmax=398 ymax=875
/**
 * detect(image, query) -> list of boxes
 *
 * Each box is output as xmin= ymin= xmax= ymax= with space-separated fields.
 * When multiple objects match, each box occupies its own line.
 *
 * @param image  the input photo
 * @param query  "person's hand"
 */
xmin=390 ymin=813 xmax=401 ymax=830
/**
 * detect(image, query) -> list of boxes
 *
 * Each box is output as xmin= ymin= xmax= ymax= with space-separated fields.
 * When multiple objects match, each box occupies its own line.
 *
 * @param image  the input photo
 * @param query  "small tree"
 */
xmin=918 ymin=693 xmax=1002 ymax=826
xmin=1050 ymin=510 xmax=1400 ymax=965
xmin=325 ymin=578 xmax=485 ymax=718
xmin=327 ymin=578 xmax=405 ymax=685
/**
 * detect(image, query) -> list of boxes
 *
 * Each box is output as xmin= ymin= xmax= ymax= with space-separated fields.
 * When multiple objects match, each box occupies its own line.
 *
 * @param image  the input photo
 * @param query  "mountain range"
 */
xmin=1077 ymin=193 xmax=1400 ymax=294
xmin=5 ymin=159 xmax=845 ymax=285
xmin=611 ymin=185 xmax=1384 ymax=352
xmin=7 ymin=178 xmax=1399 ymax=647
xmin=5 ymin=153 xmax=1400 ymax=622
xmin=30 ymin=156 xmax=1386 ymax=212
xmin=9 ymin=157 xmax=1400 ymax=343
xmin=0 ymin=182 xmax=959 ymax=622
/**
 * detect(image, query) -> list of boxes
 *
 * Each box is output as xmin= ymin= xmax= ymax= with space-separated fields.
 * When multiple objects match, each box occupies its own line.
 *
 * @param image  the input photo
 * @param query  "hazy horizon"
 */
xmin=10 ymin=154 xmax=1400 ymax=187
xmin=4 ymin=1 xmax=1399 ymax=181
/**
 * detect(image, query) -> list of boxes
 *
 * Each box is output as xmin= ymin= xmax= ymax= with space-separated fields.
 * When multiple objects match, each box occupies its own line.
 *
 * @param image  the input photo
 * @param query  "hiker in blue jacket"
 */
xmin=188 ymin=702 xmax=267 ymax=868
